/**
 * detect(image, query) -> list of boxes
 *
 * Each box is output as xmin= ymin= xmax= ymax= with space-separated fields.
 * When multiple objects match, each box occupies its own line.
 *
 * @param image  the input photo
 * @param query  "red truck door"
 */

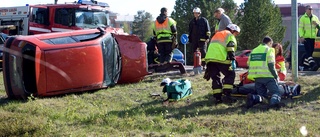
xmin=29 ymin=6 xmax=51 ymax=35
xmin=51 ymin=7 xmax=82 ymax=32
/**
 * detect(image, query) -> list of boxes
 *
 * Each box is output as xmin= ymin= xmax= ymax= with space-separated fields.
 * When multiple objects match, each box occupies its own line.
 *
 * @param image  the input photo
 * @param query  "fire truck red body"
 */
xmin=0 ymin=0 xmax=112 ymax=35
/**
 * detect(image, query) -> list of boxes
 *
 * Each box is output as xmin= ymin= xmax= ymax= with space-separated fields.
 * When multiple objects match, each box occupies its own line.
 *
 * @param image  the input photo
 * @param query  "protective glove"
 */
xmin=203 ymin=68 xmax=210 ymax=81
xmin=231 ymin=60 xmax=236 ymax=70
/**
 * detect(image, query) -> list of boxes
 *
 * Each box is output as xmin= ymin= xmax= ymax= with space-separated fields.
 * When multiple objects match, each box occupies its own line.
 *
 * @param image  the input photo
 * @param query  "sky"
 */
xmin=1 ymin=0 xmax=319 ymax=17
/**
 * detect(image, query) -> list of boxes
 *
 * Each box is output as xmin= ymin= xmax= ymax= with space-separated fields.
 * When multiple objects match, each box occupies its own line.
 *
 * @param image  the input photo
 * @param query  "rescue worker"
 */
xmin=204 ymin=24 xmax=240 ymax=104
xmin=246 ymin=36 xmax=282 ymax=109
xmin=299 ymin=5 xmax=320 ymax=70
xmin=147 ymin=36 xmax=159 ymax=65
xmin=272 ymin=43 xmax=286 ymax=81
xmin=152 ymin=7 xmax=177 ymax=64
xmin=214 ymin=8 xmax=232 ymax=33
xmin=212 ymin=8 xmax=232 ymax=81
xmin=188 ymin=7 xmax=211 ymax=69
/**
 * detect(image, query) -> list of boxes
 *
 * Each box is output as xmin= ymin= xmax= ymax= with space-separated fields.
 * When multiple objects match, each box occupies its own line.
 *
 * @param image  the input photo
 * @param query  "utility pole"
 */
xmin=54 ymin=0 xmax=58 ymax=4
xmin=291 ymin=0 xmax=298 ymax=82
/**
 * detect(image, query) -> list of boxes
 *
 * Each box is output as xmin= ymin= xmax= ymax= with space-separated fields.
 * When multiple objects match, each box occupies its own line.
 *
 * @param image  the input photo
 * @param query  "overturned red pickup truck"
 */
xmin=3 ymin=27 xmax=148 ymax=99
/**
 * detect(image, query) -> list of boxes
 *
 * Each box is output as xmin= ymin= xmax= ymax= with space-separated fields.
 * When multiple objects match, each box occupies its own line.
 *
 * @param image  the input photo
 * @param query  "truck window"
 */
xmin=75 ymin=9 xmax=109 ymax=29
xmin=30 ymin=8 xmax=48 ymax=25
xmin=42 ymin=37 xmax=77 ymax=45
xmin=55 ymin=8 xmax=74 ymax=26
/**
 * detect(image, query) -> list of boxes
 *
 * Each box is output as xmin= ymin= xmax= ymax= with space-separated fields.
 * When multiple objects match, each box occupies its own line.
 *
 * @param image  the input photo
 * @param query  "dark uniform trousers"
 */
xmin=207 ymin=62 xmax=235 ymax=97
xmin=304 ymin=38 xmax=315 ymax=58
xmin=158 ymin=42 xmax=173 ymax=63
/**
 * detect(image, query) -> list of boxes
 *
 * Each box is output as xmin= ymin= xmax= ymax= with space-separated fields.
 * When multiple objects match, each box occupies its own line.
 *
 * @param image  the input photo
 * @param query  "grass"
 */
xmin=0 ymin=70 xmax=320 ymax=137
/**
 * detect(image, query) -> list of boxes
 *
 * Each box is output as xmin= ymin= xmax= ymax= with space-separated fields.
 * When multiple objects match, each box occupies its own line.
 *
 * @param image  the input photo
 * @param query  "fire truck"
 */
xmin=0 ymin=0 xmax=111 ymax=35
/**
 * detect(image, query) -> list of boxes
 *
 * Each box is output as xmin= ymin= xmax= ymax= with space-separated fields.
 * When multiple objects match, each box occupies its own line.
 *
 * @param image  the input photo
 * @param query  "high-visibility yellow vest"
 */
xmin=247 ymin=44 xmax=276 ymax=80
xmin=299 ymin=13 xmax=319 ymax=39
xmin=215 ymin=22 xmax=219 ymax=32
xmin=152 ymin=17 xmax=176 ymax=42
xmin=275 ymin=56 xmax=286 ymax=76
xmin=205 ymin=30 xmax=237 ymax=64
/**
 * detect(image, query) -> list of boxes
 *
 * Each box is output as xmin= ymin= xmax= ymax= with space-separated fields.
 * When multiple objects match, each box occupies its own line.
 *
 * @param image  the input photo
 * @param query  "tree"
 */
xmin=171 ymin=0 xmax=236 ymax=65
xmin=132 ymin=10 xmax=153 ymax=42
xmin=122 ymin=22 xmax=130 ymax=34
xmin=236 ymin=0 xmax=285 ymax=50
xmin=221 ymin=0 xmax=237 ymax=21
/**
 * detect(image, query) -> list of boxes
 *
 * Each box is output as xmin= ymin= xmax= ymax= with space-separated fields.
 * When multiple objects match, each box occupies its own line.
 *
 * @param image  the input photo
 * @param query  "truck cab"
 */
xmin=0 ymin=0 xmax=110 ymax=35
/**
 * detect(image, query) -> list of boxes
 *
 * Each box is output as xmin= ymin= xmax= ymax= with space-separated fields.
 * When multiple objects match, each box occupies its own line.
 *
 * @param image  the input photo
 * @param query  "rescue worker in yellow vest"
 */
xmin=246 ymin=36 xmax=282 ymax=109
xmin=299 ymin=5 xmax=320 ymax=70
xmin=204 ymin=24 xmax=240 ymax=104
xmin=152 ymin=7 xmax=177 ymax=63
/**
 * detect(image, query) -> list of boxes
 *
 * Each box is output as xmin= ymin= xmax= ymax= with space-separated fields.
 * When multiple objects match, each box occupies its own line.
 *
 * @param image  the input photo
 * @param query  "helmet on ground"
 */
xmin=227 ymin=24 xmax=241 ymax=33
xmin=160 ymin=78 xmax=171 ymax=86
xmin=193 ymin=7 xmax=201 ymax=14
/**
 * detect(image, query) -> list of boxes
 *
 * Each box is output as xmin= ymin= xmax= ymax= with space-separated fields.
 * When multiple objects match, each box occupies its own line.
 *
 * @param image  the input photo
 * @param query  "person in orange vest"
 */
xmin=188 ymin=7 xmax=211 ymax=70
xmin=204 ymin=24 xmax=240 ymax=104
xmin=152 ymin=7 xmax=177 ymax=64
xmin=272 ymin=43 xmax=286 ymax=81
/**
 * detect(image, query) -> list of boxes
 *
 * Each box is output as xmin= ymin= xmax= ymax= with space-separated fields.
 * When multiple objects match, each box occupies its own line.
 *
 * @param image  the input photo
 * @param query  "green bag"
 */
xmin=163 ymin=79 xmax=192 ymax=101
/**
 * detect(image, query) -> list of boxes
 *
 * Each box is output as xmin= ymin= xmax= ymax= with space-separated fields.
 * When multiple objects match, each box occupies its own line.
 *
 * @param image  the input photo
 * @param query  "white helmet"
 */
xmin=227 ymin=24 xmax=241 ymax=33
xmin=193 ymin=7 xmax=201 ymax=14
xmin=160 ymin=78 xmax=171 ymax=86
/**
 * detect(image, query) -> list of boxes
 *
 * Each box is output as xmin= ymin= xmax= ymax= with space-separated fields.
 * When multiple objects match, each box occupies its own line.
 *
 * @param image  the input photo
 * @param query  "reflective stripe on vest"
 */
xmin=248 ymin=45 xmax=275 ymax=79
xmin=154 ymin=18 xmax=175 ymax=41
xmin=205 ymin=30 xmax=236 ymax=64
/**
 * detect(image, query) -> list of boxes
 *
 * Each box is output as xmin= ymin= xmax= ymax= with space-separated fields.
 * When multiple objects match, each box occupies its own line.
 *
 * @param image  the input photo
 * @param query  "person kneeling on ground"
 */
xmin=246 ymin=36 xmax=283 ymax=109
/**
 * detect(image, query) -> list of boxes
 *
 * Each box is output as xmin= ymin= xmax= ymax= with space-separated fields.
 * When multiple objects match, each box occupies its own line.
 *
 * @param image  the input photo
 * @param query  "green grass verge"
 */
xmin=0 ymin=71 xmax=320 ymax=137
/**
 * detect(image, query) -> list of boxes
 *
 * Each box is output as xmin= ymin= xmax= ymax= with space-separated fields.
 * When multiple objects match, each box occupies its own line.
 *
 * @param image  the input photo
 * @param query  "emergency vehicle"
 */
xmin=0 ymin=0 xmax=150 ymax=99
xmin=3 ymin=27 xmax=148 ymax=99
xmin=0 ymin=0 xmax=110 ymax=35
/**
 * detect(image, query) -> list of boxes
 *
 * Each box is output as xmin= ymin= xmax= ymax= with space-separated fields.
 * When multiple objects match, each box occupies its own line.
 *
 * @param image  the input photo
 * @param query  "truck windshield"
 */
xmin=75 ymin=10 xmax=109 ymax=29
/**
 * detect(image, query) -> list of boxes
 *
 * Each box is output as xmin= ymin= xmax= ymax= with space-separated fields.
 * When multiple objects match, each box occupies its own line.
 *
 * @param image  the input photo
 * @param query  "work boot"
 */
xmin=215 ymin=99 xmax=223 ymax=104
xmin=213 ymin=93 xmax=223 ymax=104
xmin=223 ymin=95 xmax=237 ymax=104
xmin=269 ymin=102 xmax=286 ymax=110
xmin=246 ymin=93 xmax=261 ymax=109
xmin=222 ymin=89 xmax=236 ymax=103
